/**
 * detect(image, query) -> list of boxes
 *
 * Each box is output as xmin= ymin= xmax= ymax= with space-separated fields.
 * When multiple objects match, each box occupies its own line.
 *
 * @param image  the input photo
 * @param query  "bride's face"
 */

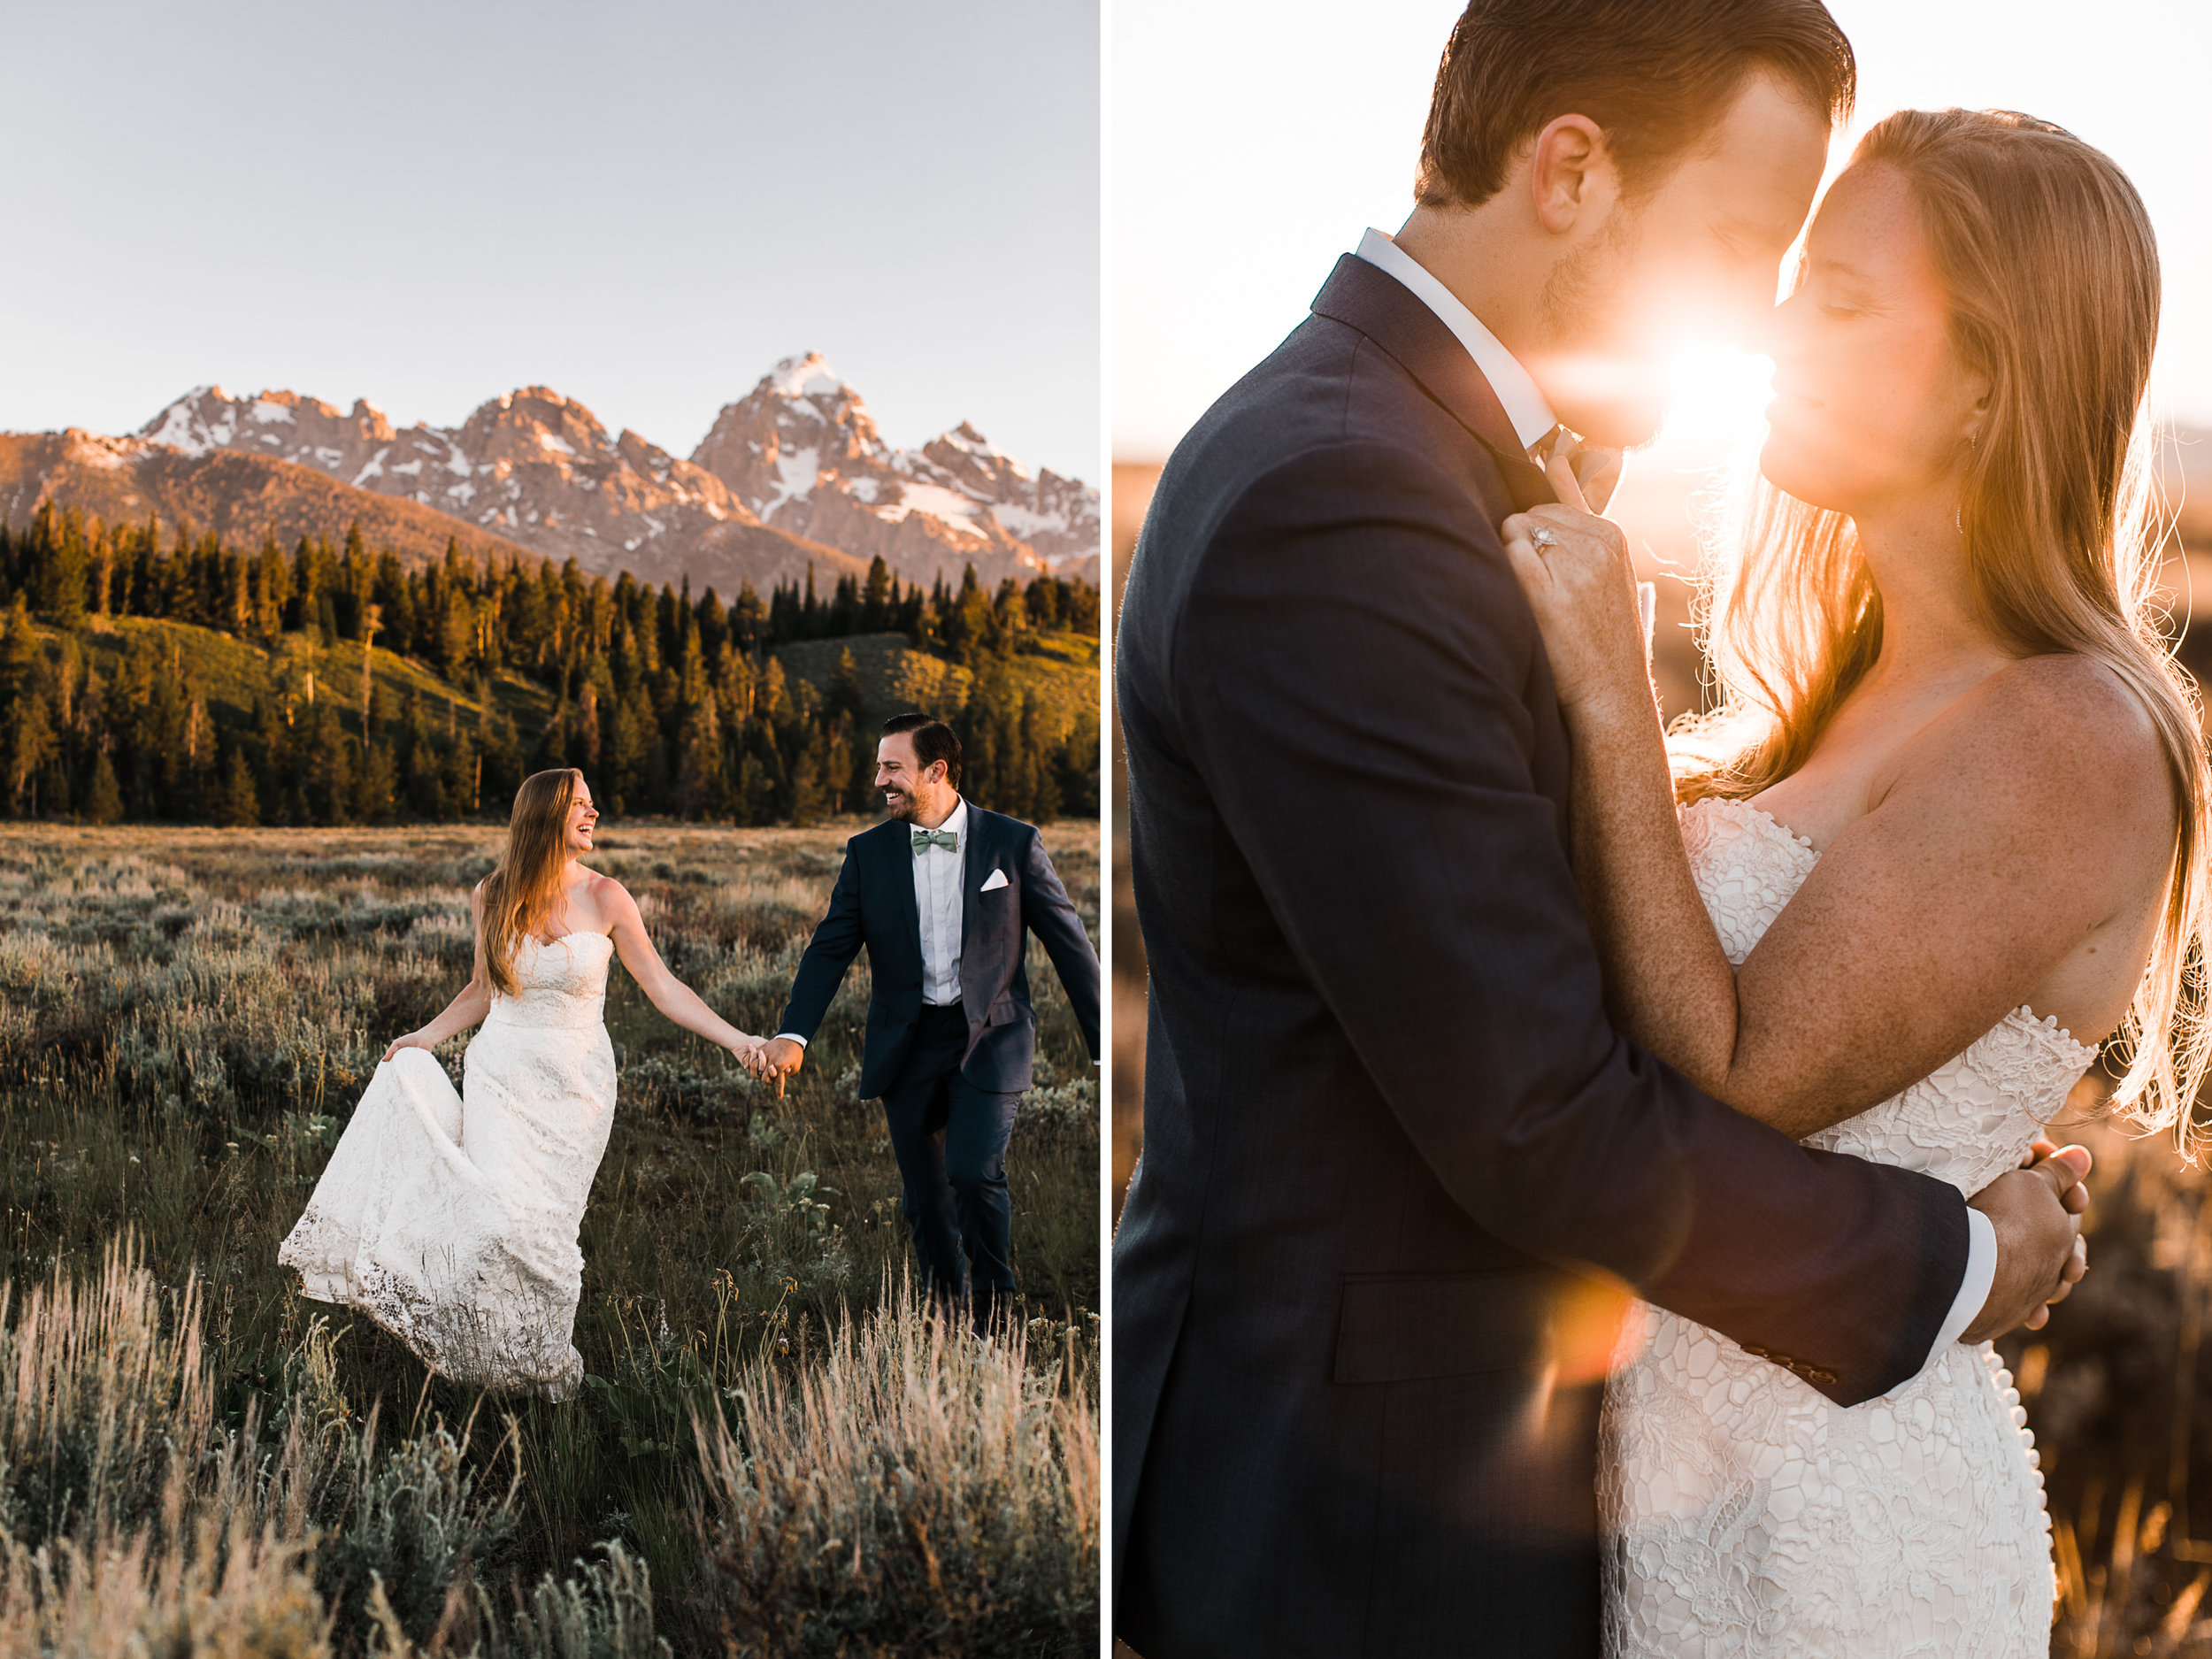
xmin=1760 ymin=162 xmax=1988 ymax=517
xmin=563 ymin=783 xmax=598 ymax=855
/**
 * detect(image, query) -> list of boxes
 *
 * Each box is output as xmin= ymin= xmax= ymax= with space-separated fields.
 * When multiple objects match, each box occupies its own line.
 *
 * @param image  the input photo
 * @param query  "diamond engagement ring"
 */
xmin=1532 ymin=528 xmax=1558 ymax=549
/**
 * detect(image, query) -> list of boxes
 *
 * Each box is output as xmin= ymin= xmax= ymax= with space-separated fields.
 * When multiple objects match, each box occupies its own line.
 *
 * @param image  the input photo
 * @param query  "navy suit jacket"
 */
xmin=777 ymin=803 xmax=1101 ymax=1098
xmin=1110 ymin=254 xmax=1972 ymax=1657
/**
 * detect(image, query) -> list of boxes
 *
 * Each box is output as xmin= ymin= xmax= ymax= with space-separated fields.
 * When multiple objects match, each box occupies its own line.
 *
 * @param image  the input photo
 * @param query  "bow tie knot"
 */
xmin=911 ymin=827 xmax=958 ymax=852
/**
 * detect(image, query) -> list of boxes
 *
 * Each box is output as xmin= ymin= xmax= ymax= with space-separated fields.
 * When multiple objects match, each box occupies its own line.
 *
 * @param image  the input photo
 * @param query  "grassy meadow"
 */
xmin=0 ymin=819 xmax=1101 ymax=1656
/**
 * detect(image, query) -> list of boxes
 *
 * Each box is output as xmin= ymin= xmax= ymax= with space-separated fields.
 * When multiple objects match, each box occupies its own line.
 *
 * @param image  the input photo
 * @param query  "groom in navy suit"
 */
xmin=1113 ymin=2 xmax=2091 ymax=1654
xmin=763 ymin=713 xmax=1100 ymax=1329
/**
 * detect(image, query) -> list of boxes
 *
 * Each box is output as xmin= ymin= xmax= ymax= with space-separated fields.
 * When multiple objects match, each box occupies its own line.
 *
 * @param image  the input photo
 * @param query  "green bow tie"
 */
xmin=911 ymin=827 xmax=958 ymax=852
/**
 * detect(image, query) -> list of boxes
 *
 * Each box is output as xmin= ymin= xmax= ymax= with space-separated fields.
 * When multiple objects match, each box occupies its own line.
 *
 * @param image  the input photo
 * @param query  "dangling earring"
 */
xmin=1958 ymin=429 xmax=1977 ymax=535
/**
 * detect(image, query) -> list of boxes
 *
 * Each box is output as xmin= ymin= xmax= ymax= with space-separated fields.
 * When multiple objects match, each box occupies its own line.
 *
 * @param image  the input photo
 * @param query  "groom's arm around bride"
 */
xmin=1111 ymin=3 xmax=2086 ymax=1654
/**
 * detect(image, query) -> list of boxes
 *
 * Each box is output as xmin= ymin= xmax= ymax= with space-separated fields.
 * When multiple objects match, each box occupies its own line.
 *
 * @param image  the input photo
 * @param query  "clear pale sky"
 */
xmin=0 ymin=0 xmax=1101 ymax=483
xmin=1111 ymin=0 xmax=2212 ymax=459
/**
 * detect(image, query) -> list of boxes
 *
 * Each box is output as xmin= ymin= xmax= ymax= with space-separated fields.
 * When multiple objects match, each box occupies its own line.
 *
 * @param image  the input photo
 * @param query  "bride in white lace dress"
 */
xmin=1503 ymin=110 xmax=2212 ymax=1655
xmin=279 ymin=768 xmax=774 ymax=1398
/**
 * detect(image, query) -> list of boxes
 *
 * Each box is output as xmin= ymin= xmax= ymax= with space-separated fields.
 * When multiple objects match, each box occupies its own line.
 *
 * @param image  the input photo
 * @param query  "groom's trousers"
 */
xmin=879 ymin=1001 xmax=1021 ymax=1328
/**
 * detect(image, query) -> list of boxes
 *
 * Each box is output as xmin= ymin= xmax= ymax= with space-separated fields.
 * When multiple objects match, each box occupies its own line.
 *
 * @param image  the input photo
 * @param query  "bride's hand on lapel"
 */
xmin=1501 ymin=444 xmax=1652 ymax=728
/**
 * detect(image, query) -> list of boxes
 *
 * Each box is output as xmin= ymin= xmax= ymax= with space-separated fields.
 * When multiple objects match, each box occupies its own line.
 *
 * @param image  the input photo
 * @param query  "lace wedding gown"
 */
xmin=279 ymin=931 xmax=619 ymax=1400
xmin=1601 ymin=796 xmax=2090 ymax=1656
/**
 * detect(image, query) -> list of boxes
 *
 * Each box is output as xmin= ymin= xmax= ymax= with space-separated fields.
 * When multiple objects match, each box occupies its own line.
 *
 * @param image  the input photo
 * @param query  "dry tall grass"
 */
xmin=2009 ymin=1082 xmax=2212 ymax=1656
xmin=0 ymin=821 xmax=1101 ymax=1655
xmin=687 ymin=1277 xmax=1097 ymax=1655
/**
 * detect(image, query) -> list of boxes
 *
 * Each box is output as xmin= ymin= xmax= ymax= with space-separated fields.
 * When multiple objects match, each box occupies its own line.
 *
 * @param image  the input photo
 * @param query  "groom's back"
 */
xmin=1114 ymin=281 xmax=1601 ymax=1657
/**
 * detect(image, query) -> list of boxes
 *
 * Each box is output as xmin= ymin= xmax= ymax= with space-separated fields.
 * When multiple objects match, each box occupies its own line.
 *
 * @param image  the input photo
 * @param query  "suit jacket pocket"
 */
xmin=983 ymin=994 xmax=1029 ymax=1029
xmin=1332 ymin=1269 xmax=1555 ymax=1385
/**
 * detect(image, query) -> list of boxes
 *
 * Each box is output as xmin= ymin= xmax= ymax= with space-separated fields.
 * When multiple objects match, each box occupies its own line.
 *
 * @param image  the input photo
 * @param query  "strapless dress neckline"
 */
xmin=1696 ymin=794 xmax=2097 ymax=1070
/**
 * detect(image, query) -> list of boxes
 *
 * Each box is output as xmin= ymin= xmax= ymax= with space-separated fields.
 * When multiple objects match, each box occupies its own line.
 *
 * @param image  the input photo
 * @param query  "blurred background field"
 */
xmin=0 ymin=819 xmax=1100 ymax=1657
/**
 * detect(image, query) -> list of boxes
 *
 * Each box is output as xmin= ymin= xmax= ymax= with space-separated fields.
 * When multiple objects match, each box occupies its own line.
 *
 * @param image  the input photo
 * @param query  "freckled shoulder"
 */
xmin=1910 ymin=652 xmax=2176 ymax=839
xmin=1976 ymin=653 xmax=2166 ymax=780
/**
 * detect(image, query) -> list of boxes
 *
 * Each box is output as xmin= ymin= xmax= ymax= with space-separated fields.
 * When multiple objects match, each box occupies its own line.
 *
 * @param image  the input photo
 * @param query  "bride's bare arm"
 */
xmin=1502 ymin=469 xmax=2171 ymax=1138
xmin=596 ymin=878 xmax=764 ymax=1062
xmin=384 ymin=883 xmax=495 ymax=1058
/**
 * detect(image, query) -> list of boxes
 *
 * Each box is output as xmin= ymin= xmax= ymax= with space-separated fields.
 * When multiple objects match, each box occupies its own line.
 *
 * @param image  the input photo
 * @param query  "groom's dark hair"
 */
xmin=1417 ymin=0 xmax=1855 ymax=209
xmin=882 ymin=712 xmax=962 ymax=787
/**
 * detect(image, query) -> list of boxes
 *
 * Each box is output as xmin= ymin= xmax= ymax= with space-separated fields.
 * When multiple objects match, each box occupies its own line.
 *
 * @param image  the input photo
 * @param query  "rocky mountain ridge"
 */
xmin=110 ymin=356 xmax=1096 ymax=591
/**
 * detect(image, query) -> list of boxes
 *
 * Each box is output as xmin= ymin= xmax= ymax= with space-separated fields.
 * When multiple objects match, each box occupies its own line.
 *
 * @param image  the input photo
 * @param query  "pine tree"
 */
xmin=83 ymin=749 xmax=123 ymax=825
xmin=787 ymin=725 xmax=830 ymax=824
xmin=0 ymin=509 xmax=1094 ymax=828
xmin=27 ymin=508 xmax=88 ymax=627
xmin=252 ymin=696 xmax=292 ymax=824
xmin=577 ymin=680 xmax=603 ymax=769
xmin=674 ymin=689 xmax=726 ymax=819
xmin=305 ymin=706 xmax=354 ymax=824
xmin=827 ymin=648 xmax=866 ymax=722
xmin=0 ymin=596 xmax=59 ymax=815
xmin=212 ymin=741 xmax=259 ymax=827
xmin=1053 ymin=710 xmax=1101 ymax=818
xmin=941 ymin=564 xmax=995 ymax=665
xmin=1019 ymin=692 xmax=1056 ymax=820
xmin=354 ymin=741 xmax=398 ymax=825
xmin=861 ymin=557 xmax=893 ymax=631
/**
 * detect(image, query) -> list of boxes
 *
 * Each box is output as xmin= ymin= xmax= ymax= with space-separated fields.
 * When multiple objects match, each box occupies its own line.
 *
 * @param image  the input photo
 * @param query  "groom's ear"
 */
xmin=1528 ymin=113 xmax=1618 ymax=237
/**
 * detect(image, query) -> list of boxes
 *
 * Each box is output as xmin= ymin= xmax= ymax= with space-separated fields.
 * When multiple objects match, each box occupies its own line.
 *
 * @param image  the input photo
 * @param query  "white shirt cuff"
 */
xmin=772 ymin=1033 xmax=808 ymax=1048
xmin=1926 ymin=1205 xmax=1997 ymax=1365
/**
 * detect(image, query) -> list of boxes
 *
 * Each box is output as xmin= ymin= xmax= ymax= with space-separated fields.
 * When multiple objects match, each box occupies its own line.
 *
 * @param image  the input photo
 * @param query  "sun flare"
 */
xmin=1655 ymin=342 xmax=1778 ymax=456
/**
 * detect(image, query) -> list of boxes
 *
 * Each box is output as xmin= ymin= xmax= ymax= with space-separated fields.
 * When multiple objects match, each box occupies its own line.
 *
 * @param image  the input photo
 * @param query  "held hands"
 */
xmin=727 ymin=1037 xmax=781 ymax=1096
xmin=732 ymin=1037 xmax=804 ymax=1099
xmin=1961 ymin=1140 xmax=2093 ymax=1343
xmin=757 ymin=1038 xmax=805 ymax=1099
xmin=1499 ymin=442 xmax=1647 ymax=718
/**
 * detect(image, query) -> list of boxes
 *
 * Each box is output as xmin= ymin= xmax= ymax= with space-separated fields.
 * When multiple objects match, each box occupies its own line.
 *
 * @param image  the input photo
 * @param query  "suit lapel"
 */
xmin=958 ymin=802 xmax=987 ymax=963
xmin=1309 ymin=253 xmax=1556 ymax=513
xmin=889 ymin=818 xmax=923 ymax=961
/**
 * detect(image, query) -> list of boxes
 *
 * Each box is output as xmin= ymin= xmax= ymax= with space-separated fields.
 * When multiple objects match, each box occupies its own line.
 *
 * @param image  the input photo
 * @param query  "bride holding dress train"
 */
xmin=279 ymin=766 xmax=773 ymax=1398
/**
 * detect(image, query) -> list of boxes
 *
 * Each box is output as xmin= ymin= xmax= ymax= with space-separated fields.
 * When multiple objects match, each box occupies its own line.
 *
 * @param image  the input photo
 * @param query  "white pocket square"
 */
xmin=979 ymin=868 xmax=1009 ymax=892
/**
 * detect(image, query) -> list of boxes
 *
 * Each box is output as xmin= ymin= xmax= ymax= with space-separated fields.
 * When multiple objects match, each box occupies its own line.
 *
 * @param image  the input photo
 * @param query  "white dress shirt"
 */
xmin=913 ymin=795 xmax=968 ymax=1006
xmin=1351 ymin=226 xmax=1996 ymax=1372
xmin=775 ymin=796 xmax=969 ymax=1048
xmin=1355 ymin=227 xmax=1558 ymax=454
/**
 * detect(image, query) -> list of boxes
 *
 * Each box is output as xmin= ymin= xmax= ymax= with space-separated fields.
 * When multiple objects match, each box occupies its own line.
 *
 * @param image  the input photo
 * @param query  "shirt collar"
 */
xmin=1354 ymin=227 xmax=1558 ymax=453
xmin=927 ymin=796 xmax=967 ymax=844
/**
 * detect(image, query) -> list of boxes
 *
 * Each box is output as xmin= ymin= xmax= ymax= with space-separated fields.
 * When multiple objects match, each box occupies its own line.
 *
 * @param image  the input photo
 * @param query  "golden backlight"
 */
xmin=1652 ymin=341 xmax=1780 ymax=457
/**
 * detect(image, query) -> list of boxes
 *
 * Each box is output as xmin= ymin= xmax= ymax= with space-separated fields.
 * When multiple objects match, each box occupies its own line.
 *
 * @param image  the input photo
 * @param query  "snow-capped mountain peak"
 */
xmin=688 ymin=359 xmax=1098 ymax=578
xmin=119 ymin=362 xmax=1098 ymax=591
xmin=767 ymin=352 xmax=850 ymax=403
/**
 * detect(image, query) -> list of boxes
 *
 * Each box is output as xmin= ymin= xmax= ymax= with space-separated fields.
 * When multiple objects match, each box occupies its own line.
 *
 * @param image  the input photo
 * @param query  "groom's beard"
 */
xmin=883 ymin=791 xmax=918 ymax=822
xmin=1535 ymin=207 xmax=1671 ymax=450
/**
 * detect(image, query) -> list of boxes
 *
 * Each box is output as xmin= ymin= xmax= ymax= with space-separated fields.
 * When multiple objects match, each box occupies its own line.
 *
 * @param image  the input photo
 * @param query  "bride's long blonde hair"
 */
xmin=480 ymin=768 xmax=584 ymax=996
xmin=1670 ymin=107 xmax=2212 ymax=1142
